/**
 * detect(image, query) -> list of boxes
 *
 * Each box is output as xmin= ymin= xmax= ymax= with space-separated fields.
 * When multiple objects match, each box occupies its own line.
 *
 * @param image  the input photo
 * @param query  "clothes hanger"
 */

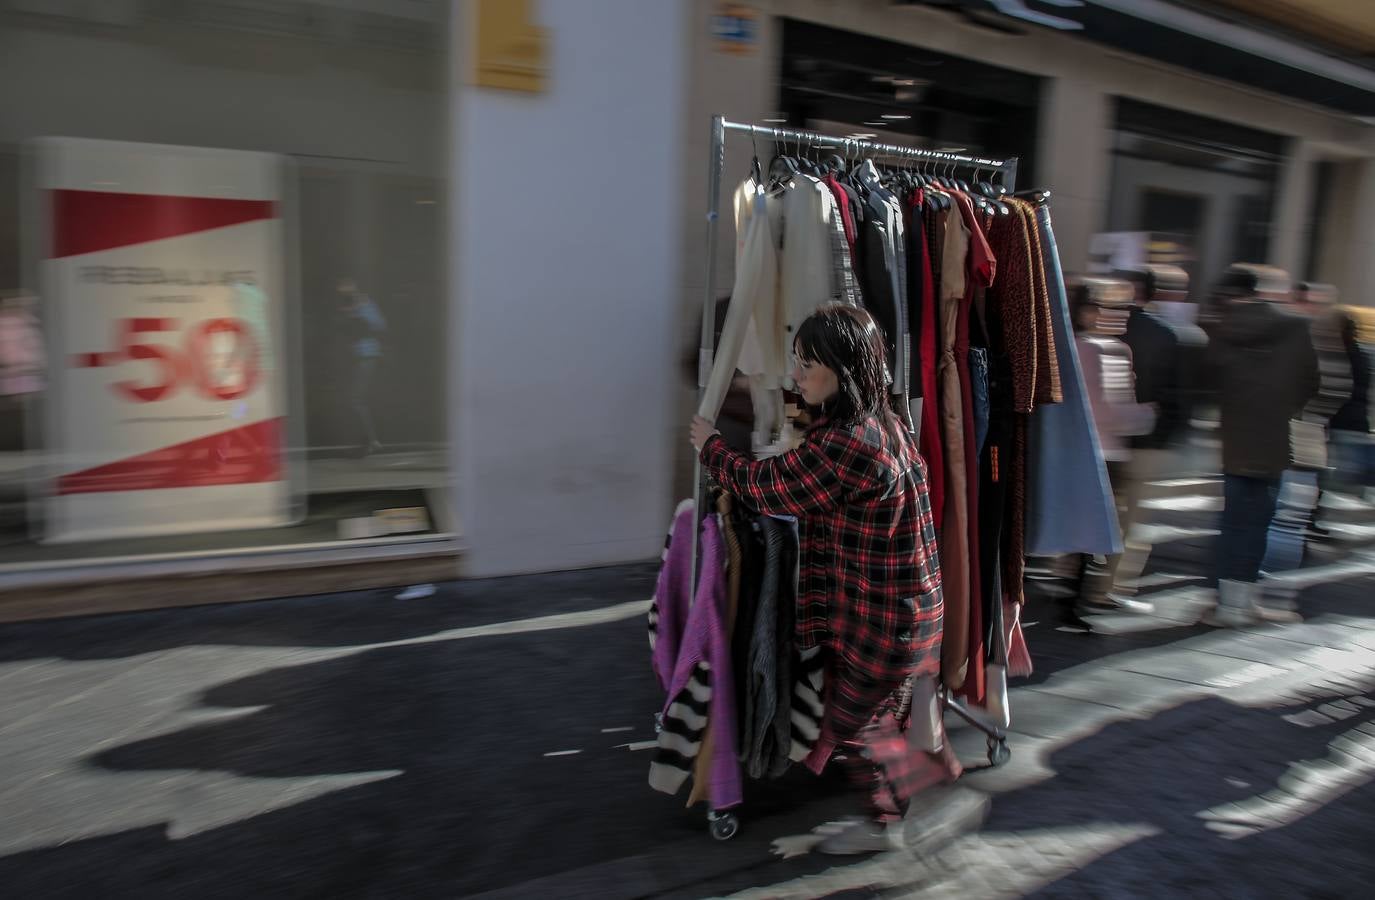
xmin=992 ymin=169 xmax=1011 ymax=201
xmin=913 ymin=154 xmax=929 ymax=189
xmin=804 ymin=139 xmax=828 ymax=177
xmin=901 ymin=153 xmax=915 ymax=190
xmin=938 ymin=161 xmax=954 ymax=208
xmin=748 ymin=126 xmax=763 ymax=186
xmin=768 ymin=131 xmax=798 ymax=190
xmin=974 ymin=165 xmax=1007 ymax=215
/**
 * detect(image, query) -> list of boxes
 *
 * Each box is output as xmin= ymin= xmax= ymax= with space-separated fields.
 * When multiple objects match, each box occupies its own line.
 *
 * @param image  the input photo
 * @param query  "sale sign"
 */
xmin=37 ymin=138 xmax=292 ymax=542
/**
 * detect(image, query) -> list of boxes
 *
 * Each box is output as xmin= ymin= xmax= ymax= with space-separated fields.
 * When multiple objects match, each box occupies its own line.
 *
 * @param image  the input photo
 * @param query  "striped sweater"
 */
xmin=647 ymin=504 xmax=741 ymax=809
xmin=648 ymin=502 xmax=826 ymax=798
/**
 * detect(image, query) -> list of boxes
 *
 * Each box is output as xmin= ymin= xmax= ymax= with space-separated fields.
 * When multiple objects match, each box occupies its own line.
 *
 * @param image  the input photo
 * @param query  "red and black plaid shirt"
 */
xmin=701 ymin=414 xmax=944 ymax=743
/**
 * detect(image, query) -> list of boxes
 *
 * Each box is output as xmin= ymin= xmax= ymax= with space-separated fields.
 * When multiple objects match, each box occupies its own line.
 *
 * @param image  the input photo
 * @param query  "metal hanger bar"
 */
xmin=721 ymin=118 xmax=1011 ymax=173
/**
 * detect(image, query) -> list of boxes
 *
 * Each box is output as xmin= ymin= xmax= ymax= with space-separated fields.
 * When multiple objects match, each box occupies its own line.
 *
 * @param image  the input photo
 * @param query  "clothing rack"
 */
xmin=691 ymin=115 xmax=1020 ymax=775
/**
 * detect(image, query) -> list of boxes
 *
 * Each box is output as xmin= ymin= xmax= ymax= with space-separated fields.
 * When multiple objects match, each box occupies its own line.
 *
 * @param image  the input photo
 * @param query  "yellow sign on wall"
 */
xmin=712 ymin=2 xmax=759 ymax=55
xmin=471 ymin=0 xmax=548 ymax=93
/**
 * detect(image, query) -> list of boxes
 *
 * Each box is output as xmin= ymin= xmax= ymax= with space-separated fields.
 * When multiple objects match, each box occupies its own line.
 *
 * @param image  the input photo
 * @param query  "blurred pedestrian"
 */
xmin=1065 ymin=277 xmax=1157 ymax=628
xmin=0 ymin=293 xmax=44 ymax=398
xmin=338 ymin=278 xmax=386 ymax=456
xmin=1290 ymin=282 xmax=1352 ymax=538
xmin=1330 ymin=309 xmax=1372 ymax=494
xmin=1205 ymin=265 xmax=1319 ymax=626
xmin=691 ymin=304 xmax=981 ymax=854
xmin=1114 ymin=265 xmax=1205 ymax=604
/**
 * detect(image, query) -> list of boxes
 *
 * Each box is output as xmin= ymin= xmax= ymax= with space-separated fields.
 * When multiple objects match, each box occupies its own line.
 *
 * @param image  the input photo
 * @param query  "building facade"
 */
xmin=3 ymin=0 xmax=1374 ymax=616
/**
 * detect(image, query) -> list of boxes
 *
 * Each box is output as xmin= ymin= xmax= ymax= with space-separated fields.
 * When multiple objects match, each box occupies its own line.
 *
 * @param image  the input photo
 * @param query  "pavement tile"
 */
xmin=1021 ymin=665 xmax=1204 ymax=714
xmin=1109 ymin=647 xmax=1284 ymax=687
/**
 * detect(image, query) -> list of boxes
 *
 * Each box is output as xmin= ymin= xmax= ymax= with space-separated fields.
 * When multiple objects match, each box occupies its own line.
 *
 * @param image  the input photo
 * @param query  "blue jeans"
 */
xmin=1331 ymin=430 xmax=1374 ymax=490
xmin=969 ymin=347 xmax=990 ymax=458
xmin=1220 ymin=474 xmax=1280 ymax=582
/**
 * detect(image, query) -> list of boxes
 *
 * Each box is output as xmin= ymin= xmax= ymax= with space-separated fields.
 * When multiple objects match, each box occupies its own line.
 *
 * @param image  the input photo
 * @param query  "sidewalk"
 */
xmin=0 ymin=505 xmax=1371 ymax=897
xmin=716 ymin=555 xmax=1375 ymax=899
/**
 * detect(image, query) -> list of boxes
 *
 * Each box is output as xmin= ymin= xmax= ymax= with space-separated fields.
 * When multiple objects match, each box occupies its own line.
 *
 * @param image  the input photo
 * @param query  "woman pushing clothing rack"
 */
xmin=690 ymin=305 xmax=973 ymax=854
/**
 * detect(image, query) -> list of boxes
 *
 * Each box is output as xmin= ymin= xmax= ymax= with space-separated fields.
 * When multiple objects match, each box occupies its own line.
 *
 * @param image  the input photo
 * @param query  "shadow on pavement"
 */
xmin=0 ymin=562 xmax=659 ymax=664
xmin=0 ymin=570 xmax=1372 ymax=897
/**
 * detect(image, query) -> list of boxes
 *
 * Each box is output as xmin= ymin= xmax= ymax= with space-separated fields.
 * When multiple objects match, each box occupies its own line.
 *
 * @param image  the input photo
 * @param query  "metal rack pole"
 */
xmin=719 ymin=119 xmax=1011 ymax=171
xmin=691 ymin=115 xmax=727 ymax=588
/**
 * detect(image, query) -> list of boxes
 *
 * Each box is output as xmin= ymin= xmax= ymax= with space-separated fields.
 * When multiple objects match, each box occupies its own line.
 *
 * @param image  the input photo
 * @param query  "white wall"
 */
xmin=671 ymin=5 xmax=779 ymax=501
xmin=1331 ymin=158 xmax=1375 ymax=306
xmin=450 ymin=0 xmax=689 ymax=576
xmin=1270 ymin=138 xmax=1316 ymax=278
xmin=1038 ymin=78 xmax=1113 ymax=274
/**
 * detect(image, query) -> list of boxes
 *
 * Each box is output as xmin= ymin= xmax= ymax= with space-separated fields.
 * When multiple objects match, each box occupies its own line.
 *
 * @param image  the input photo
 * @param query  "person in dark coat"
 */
xmin=1205 ymin=265 xmax=1319 ymax=626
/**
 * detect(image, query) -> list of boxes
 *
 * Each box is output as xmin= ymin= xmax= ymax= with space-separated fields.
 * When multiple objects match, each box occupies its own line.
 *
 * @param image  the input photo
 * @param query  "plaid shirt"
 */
xmin=701 ymin=414 xmax=944 ymax=744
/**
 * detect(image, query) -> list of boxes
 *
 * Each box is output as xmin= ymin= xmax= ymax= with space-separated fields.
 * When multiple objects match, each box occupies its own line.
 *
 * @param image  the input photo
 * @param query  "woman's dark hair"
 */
xmin=1215 ymin=265 xmax=1261 ymax=300
xmin=792 ymin=304 xmax=892 ymax=427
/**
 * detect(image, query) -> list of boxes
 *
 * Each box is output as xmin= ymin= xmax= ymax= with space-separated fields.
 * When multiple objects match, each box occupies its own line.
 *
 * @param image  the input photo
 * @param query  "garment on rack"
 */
xmin=778 ymin=177 xmax=861 ymax=375
xmin=978 ymin=315 xmax=1015 ymax=672
xmin=1026 ymin=204 xmax=1121 ymax=556
xmin=741 ymin=515 xmax=799 ymax=779
xmin=986 ymin=201 xmax=1041 ymax=416
xmin=729 ymin=500 xmax=764 ymax=736
xmin=982 ymin=199 xmax=1061 ymax=606
xmin=706 ymin=174 xmax=860 ymax=451
xmin=1023 ymin=201 xmax=1062 ymax=408
xmin=648 ymin=506 xmax=742 ymax=811
xmin=822 ymin=172 xmax=858 ymax=261
xmin=648 ymin=498 xmax=695 ymax=689
xmin=921 ymin=200 xmax=950 ymax=519
xmin=854 ymin=166 xmax=912 ymax=426
xmin=788 ymin=644 xmax=826 ymax=762
xmin=970 ymin=347 xmax=990 ymax=456
xmin=699 ymin=179 xmax=778 ymax=424
xmin=909 ymin=191 xmax=941 ymax=462
xmin=768 ymin=518 xmax=799 ymax=776
xmin=687 ymin=495 xmax=748 ymax=806
xmin=956 ymin=193 xmax=997 ymax=705
xmin=937 ymin=192 xmax=995 ymax=693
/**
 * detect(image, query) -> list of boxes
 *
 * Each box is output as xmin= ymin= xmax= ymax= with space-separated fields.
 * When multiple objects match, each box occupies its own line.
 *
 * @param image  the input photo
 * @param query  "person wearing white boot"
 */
xmin=1205 ymin=265 xmax=1319 ymax=627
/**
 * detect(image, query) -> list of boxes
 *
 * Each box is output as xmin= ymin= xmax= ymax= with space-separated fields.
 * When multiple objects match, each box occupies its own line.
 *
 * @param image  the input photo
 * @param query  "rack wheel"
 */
xmin=708 ymin=811 xmax=739 ymax=841
xmin=987 ymin=738 xmax=1011 ymax=767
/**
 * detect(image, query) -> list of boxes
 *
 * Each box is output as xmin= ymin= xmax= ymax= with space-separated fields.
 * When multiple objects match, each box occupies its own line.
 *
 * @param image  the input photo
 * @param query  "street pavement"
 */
xmin=0 ymin=483 xmax=1373 ymax=898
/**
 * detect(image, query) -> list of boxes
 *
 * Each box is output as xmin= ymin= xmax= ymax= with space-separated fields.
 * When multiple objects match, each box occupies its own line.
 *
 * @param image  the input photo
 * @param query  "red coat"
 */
xmin=700 ymin=414 xmax=943 ymax=746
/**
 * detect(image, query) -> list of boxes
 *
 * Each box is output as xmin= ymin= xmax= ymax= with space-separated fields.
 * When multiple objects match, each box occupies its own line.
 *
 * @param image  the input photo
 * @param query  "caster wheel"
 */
xmin=708 ymin=811 xmax=739 ymax=841
xmin=987 ymin=738 xmax=1011 ymax=768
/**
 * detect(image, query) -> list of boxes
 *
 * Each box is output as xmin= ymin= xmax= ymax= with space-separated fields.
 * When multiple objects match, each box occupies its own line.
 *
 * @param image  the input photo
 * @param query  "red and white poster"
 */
xmin=37 ymin=138 xmax=292 ymax=542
